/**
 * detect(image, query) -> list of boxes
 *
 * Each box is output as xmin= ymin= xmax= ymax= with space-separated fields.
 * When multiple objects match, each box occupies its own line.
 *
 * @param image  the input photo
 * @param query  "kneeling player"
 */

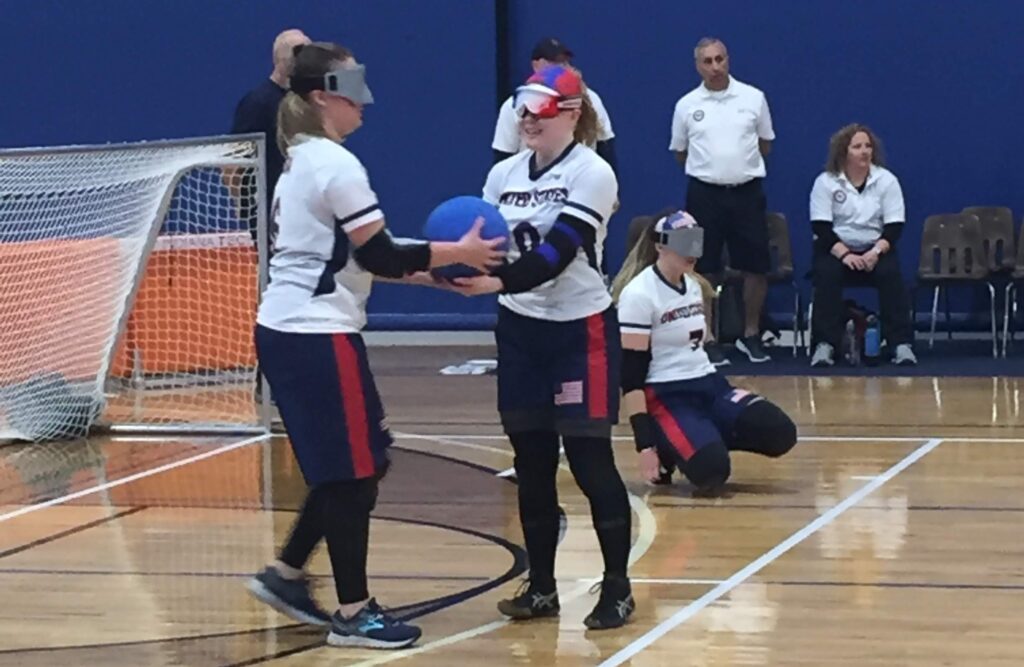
xmin=612 ymin=212 xmax=797 ymax=495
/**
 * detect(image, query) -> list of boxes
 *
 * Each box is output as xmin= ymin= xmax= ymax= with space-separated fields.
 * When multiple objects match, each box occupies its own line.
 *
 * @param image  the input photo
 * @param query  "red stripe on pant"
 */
xmin=586 ymin=313 xmax=609 ymax=419
xmin=332 ymin=334 xmax=375 ymax=478
xmin=644 ymin=389 xmax=696 ymax=459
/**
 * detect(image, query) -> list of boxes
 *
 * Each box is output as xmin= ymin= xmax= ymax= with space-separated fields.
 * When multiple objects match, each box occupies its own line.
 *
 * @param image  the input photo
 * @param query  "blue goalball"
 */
xmin=423 ymin=196 xmax=508 ymax=280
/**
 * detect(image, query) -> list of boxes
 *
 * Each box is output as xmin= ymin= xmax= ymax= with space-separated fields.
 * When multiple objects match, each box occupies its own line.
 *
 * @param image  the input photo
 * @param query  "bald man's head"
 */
xmin=272 ymin=29 xmax=311 ymax=79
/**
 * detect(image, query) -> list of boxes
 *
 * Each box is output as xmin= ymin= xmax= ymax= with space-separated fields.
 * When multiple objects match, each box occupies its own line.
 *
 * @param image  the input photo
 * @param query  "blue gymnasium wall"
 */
xmin=3 ymin=1 xmax=1023 ymax=327
xmin=508 ymin=0 xmax=1024 ymax=325
xmin=0 ymin=0 xmax=499 ymax=327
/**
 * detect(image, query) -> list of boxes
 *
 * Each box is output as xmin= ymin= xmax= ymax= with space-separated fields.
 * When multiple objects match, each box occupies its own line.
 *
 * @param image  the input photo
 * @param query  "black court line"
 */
xmin=0 ymin=513 xmax=526 ymax=659
xmin=0 ymin=568 xmax=488 ymax=582
xmin=0 ymin=505 xmax=147 ymax=559
xmin=0 ymin=449 xmax=527 ymax=665
xmin=386 ymin=418 xmax=1024 ymax=430
xmin=652 ymin=502 xmax=1024 ymax=512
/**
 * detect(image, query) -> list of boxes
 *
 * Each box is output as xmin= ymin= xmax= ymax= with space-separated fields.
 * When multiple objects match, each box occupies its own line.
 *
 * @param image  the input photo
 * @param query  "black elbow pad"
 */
xmin=353 ymin=229 xmax=431 ymax=278
xmin=621 ymin=348 xmax=652 ymax=393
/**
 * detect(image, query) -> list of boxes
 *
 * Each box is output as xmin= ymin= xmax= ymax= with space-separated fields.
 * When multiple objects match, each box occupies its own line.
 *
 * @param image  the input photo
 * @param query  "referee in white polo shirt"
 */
xmin=809 ymin=123 xmax=916 ymax=367
xmin=670 ymin=37 xmax=774 ymax=365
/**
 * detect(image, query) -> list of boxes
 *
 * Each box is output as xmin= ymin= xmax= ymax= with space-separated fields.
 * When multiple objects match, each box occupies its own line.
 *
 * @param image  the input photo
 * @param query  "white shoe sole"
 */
xmin=327 ymin=630 xmax=420 ymax=649
xmin=246 ymin=578 xmax=331 ymax=627
xmin=735 ymin=340 xmax=770 ymax=363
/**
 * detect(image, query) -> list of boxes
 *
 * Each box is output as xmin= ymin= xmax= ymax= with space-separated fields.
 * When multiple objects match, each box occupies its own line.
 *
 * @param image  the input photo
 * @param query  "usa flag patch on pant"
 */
xmin=554 ymin=380 xmax=584 ymax=405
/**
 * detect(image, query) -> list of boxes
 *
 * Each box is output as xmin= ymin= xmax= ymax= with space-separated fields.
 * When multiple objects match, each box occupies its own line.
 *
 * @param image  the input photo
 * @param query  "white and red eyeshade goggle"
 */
xmin=513 ymin=84 xmax=583 ymax=119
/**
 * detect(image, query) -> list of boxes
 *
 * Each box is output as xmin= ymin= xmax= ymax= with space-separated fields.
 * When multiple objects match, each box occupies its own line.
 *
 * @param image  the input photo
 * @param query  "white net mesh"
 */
xmin=0 ymin=136 xmax=267 ymax=441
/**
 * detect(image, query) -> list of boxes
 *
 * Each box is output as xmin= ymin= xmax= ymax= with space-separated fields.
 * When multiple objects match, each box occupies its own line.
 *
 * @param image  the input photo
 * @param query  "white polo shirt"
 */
xmin=809 ymin=166 xmax=905 ymax=251
xmin=492 ymin=87 xmax=615 ymax=154
xmin=669 ymin=77 xmax=774 ymax=185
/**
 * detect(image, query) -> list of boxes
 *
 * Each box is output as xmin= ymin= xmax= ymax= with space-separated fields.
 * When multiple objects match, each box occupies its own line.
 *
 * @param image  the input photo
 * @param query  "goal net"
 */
xmin=0 ymin=135 xmax=269 ymax=442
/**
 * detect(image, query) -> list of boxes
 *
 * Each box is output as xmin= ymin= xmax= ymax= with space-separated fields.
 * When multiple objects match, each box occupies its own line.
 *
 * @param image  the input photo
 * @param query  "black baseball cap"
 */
xmin=531 ymin=37 xmax=573 ymax=62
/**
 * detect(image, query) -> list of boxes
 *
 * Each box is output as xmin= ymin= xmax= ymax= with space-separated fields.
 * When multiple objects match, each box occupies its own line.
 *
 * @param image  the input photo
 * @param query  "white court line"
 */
xmin=360 ymin=432 xmax=659 ymax=667
xmin=399 ymin=433 xmax=1024 ymax=444
xmin=0 ymin=433 xmax=271 ymax=524
xmin=598 ymin=437 xmax=944 ymax=667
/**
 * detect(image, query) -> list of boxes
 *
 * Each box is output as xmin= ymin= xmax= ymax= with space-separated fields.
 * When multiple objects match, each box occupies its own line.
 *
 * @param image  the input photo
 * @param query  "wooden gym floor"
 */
xmin=1 ymin=346 xmax=1022 ymax=666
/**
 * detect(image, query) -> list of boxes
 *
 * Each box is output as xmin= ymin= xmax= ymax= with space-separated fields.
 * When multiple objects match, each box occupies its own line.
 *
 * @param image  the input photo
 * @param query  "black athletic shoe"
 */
xmin=736 ymin=335 xmax=771 ymax=363
xmin=497 ymin=579 xmax=560 ymax=620
xmin=704 ymin=342 xmax=731 ymax=367
xmin=584 ymin=575 xmax=635 ymax=630
xmin=246 ymin=566 xmax=331 ymax=627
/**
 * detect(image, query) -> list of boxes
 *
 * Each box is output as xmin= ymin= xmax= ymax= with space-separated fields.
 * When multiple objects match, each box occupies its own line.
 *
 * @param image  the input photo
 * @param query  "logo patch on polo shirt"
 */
xmin=833 ymin=190 xmax=847 ymax=203
xmin=692 ymin=109 xmax=705 ymax=122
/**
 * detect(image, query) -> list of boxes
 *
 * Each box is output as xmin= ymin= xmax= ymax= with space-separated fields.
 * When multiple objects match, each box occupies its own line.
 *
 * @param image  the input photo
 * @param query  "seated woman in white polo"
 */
xmin=808 ymin=123 xmax=916 ymax=367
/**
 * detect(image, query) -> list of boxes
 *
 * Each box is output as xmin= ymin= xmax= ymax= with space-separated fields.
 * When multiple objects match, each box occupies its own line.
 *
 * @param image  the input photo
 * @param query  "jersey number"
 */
xmin=511 ymin=220 xmax=601 ymax=273
xmin=512 ymin=222 xmax=542 ymax=254
xmin=689 ymin=329 xmax=705 ymax=351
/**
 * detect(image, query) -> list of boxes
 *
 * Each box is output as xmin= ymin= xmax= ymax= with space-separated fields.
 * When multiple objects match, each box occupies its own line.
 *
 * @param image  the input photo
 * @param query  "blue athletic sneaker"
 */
xmin=246 ymin=566 xmax=331 ymax=627
xmin=327 ymin=599 xmax=422 ymax=649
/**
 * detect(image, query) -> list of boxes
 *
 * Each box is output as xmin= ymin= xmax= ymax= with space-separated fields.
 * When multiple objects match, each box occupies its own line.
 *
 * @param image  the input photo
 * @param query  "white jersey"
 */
xmin=618 ymin=266 xmax=716 ymax=383
xmin=257 ymin=136 xmax=382 ymax=333
xmin=492 ymin=87 xmax=615 ymax=154
xmin=484 ymin=143 xmax=616 ymax=322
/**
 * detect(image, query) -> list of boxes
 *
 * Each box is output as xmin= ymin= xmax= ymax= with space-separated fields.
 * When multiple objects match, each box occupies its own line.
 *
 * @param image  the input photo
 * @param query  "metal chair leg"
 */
xmin=987 ymin=282 xmax=997 ymax=359
xmin=929 ymin=285 xmax=940 ymax=349
xmin=944 ymin=285 xmax=953 ymax=341
xmin=807 ymin=298 xmax=814 ymax=355
xmin=1004 ymin=283 xmax=1017 ymax=357
xmin=792 ymin=286 xmax=800 ymax=358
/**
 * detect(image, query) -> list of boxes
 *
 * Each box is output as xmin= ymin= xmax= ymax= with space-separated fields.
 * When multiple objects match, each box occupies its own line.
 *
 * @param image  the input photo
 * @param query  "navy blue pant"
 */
xmin=255 ymin=325 xmax=392 ymax=486
xmin=644 ymin=373 xmax=761 ymax=462
xmin=496 ymin=306 xmax=620 ymax=437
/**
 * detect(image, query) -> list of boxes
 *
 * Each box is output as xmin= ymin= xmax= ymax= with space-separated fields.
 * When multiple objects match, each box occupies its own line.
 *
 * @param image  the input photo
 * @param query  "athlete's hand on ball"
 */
xmin=456 ymin=218 xmax=507 ymax=272
xmin=639 ymin=447 xmax=662 ymax=484
xmin=449 ymin=275 xmax=503 ymax=296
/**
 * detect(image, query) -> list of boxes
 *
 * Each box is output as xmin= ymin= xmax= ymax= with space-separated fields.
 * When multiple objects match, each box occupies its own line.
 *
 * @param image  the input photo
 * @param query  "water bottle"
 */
xmin=844 ymin=319 xmax=860 ymax=365
xmin=864 ymin=315 xmax=881 ymax=366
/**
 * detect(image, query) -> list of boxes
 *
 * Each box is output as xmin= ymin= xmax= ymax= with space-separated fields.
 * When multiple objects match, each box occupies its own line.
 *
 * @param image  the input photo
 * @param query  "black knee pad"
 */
xmin=736 ymin=400 xmax=797 ymax=458
xmin=683 ymin=444 xmax=731 ymax=490
xmin=562 ymin=436 xmax=629 ymax=517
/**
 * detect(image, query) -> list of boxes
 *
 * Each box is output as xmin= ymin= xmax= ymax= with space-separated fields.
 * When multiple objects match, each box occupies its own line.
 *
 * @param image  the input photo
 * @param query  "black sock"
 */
xmin=279 ymin=486 xmax=326 ymax=570
xmin=509 ymin=430 xmax=561 ymax=591
xmin=563 ymin=436 xmax=631 ymax=579
xmin=320 ymin=478 xmax=379 ymax=605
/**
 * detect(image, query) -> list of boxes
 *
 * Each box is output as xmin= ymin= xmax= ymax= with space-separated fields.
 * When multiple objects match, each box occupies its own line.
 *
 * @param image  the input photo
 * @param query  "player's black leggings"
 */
xmin=279 ymin=477 xmax=379 ymax=605
xmin=510 ymin=430 xmax=631 ymax=589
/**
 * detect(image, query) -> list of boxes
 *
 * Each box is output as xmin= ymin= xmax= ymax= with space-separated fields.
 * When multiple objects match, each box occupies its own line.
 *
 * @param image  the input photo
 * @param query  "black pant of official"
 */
xmin=812 ymin=248 xmax=913 ymax=350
